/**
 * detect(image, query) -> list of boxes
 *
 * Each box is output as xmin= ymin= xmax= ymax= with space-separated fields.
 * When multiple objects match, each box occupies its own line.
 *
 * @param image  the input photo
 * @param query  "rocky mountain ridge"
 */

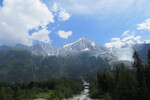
xmin=0 ymin=37 xmax=150 ymax=62
xmin=0 ymin=37 xmax=116 ymax=61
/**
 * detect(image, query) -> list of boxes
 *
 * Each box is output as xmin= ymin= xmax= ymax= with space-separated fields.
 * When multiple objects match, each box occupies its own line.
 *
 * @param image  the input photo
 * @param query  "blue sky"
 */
xmin=0 ymin=0 xmax=150 ymax=47
xmin=45 ymin=0 xmax=150 ymax=46
xmin=0 ymin=0 xmax=2 ymax=6
xmin=51 ymin=14 xmax=137 ymax=45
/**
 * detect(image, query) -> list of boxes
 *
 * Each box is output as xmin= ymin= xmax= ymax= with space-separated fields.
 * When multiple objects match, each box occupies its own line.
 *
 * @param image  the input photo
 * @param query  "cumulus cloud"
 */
xmin=122 ymin=35 xmax=134 ymax=42
xmin=111 ymin=38 xmax=120 ymax=41
xmin=105 ymin=34 xmax=142 ymax=48
xmin=31 ymin=28 xmax=51 ymax=43
xmin=0 ymin=0 xmax=54 ymax=46
xmin=51 ymin=2 xmax=71 ymax=21
xmin=137 ymin=19 xmax=150 ymax=30
xmin=51 ymin=2 xmax=59 ymax=12
xmin=58 ymin=10 xmax=70 ymax=21
xmin=105 ymin=40 xmax=124 ymax=48
xmin=57 ymin=30 xmax=72 ymax=39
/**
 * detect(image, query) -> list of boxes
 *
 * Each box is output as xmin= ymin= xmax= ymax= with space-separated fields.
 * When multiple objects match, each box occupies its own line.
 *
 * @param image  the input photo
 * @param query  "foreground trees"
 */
xmin=0 ymin=78 xmax=83 ymax=100
xmin=90 ymin=50 xmax=150 ymax=100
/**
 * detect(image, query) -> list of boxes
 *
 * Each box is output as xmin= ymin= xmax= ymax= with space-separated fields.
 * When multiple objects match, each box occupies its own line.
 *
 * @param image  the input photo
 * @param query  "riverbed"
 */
xmin=64 ymin=80 xmax=99 ymax=100
xmin=33 ymin=80 xmax=98 ymax=100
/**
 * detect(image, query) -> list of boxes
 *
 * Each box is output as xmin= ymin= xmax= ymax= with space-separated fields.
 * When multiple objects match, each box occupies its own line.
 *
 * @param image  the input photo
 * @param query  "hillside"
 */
xmin=0 ymin=49 xmax=111 ymax=82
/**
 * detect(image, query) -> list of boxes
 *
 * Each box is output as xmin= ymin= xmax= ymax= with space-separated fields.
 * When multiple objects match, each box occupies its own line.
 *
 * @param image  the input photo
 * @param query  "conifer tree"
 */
xmin=147 ymin=49 xmax=150 ymax=67
xmin=132 ymin=50 xmax=143 ymax=86
xmin=146 ymin=49 xmax=150 ymax=97
xmin=133 ymin=50 xmax=148 ymax=99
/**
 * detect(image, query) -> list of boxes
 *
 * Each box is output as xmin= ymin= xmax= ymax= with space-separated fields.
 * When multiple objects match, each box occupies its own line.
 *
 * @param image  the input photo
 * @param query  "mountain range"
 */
xmin=1 ymin=37 xmax=149 ymax=62
xmin=0 ymin=37 xmax=150 ymax=82
xmin=0 ymin=37 xmax=117 ymax=61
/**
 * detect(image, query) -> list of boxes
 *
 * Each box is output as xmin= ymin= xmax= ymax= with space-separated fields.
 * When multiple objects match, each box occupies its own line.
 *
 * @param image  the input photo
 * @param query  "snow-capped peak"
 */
xmin=58 ymin=37 xmax=110 ymax=56
xmin=63 ymin=42 xmax=74 ymax=47
xmin=82 ymin=48 xmax=90 ymax=51
xmin=63 ymin=37 xmax=92 ymax=48
xmin=63 ymin=37 xmax=96 ymax=47
xmin=1 ymin=37 xmax=116 ymax=61
xmin=77 ymin=37 xmax=87 ymax=41
xmin=92 ymin=42 xmax=96 ymax=47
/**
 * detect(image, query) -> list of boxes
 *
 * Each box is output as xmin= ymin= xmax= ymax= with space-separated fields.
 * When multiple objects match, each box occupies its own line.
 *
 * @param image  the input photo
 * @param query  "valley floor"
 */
xmin=65 ymin=89 xmax=91 ymax=100
xmin=64 ymin=89 xmax=99 ymax=100
xmin=33 ymin=80 xmax=98 ymax=100
xmin=64 ymin=81 xmax=99 ymax=100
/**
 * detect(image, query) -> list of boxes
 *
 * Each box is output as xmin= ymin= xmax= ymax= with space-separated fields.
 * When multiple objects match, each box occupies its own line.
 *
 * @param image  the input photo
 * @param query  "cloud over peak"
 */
xmin=31 ymin=28 xmax=51 ymax=43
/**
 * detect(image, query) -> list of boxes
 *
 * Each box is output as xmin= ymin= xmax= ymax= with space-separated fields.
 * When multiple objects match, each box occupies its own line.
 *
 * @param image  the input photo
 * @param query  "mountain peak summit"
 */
xmin=60 ymin=37 xmax=109 ymax=56
xmin=63 ymin=37 xmax=92 ymax=48
xmin=78 ymin=37 xmax=87 ymax=40
xmin=77 ymin=37 xmax=91 ymax=42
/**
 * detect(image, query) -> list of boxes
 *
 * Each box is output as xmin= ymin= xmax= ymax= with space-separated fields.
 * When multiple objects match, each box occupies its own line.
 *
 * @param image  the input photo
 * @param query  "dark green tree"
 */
xmin=114 ymin=64 xmax=136 ymax=100
xmin=145 ymin=49 xmax=150 ymax=98
xmin=132 ymin=50 xmax=144 ymax=86
xmin=132 ymin=50 xmax=148 ymax=99
xmin=147 ymin=49 xmax=150 ymax=66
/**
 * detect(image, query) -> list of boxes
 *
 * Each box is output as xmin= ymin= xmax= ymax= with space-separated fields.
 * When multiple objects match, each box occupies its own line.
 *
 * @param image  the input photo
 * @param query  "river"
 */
xmin=65 ymin=80 xmax=96 ymax=100
xmin=33 ymin=80 xmax=98 ymax=100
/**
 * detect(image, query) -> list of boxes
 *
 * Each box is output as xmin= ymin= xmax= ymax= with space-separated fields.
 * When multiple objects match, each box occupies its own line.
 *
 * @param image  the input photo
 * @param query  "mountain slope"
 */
xmin=0 ymin=49 xmax=111 ymax=82
xmin=1 ymin=38 xmax=150 ymax=82
xmin=0 ymin=37 xmax=116 ymax=61
xmin=133 ymin=43 xmax=150 ymax=62
xmin=30 ymin=43 xmax=59 ymax=55
xmin=60 ymin=37 xmax=107 ymax=54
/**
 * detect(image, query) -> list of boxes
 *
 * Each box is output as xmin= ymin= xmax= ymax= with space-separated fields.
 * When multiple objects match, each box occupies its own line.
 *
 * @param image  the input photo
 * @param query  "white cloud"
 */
xmin=137 ymin=19 xmax=150 ymax=30
xmin=106 ymin=34 xmax=142 ymax=48
xmin=58 ymin=10 xmax=70 ymax=21
xmin=51 ymin=2 xmax=71 ymax=21
xmin=122 ymin=31 xmax=130 ymax=36
xmin=134 ymin=36 xmax=141 ymax=40
xmin=122 ymin=35 xmax=134 ymax=42
xmin=0 ymin=0 xmax=54 ymax=46
xmin=105 ymin=41 xmax=125 ymax=48
xmin=57 ymin=30 xmax=72 ymax=39
xmin=31 ymin=28 xmax=51 ymax=43
xmin=111 ymin=38 xmax=120 ymax=41
xmin=51 ymin=2 xmax=59 ymax=12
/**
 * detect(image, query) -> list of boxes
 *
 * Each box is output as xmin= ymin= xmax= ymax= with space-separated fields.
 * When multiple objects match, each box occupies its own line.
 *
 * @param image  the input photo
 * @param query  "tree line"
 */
xmin=89 ymin=49 xmax=150 ymax=100
xmin=0 ymin=77 xmax=83 ymax=100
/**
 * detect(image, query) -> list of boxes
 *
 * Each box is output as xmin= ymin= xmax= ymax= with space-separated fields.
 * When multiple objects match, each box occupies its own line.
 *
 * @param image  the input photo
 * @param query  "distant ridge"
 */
xmin=0 ymin=37 xmax=150 ymax=62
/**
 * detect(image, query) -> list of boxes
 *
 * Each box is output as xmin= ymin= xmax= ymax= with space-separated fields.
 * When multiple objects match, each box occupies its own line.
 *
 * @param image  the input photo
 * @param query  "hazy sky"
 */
xmin=0 ymin=0 xmax=150 ymax=47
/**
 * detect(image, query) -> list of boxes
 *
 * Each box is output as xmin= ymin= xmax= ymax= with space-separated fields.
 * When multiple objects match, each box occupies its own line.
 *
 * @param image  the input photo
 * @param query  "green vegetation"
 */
xmin=0 ymin=78 xmax=83 ymax=100
xmin=89 ymin=49 xmax=150 ymax=100
xmin=0 ymin=49 xmax=111 ymax=82
xmin=34 ymin=91 xmax=52 ymax=99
